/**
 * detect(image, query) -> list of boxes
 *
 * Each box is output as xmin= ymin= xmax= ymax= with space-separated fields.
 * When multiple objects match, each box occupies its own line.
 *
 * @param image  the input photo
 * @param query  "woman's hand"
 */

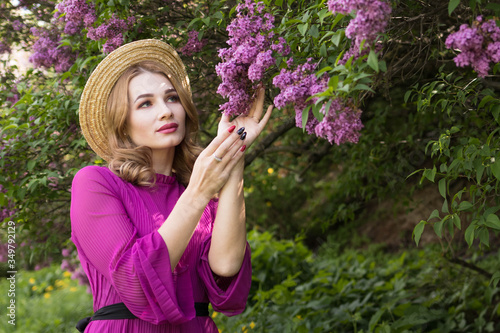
xmin=187 ymin=125 xmax=247 ymax=203
xmin=217 ymin=87 xmax=273 ymax=148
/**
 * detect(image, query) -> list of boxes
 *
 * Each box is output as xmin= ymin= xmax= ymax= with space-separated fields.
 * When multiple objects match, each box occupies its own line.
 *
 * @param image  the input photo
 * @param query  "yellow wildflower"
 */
xmin=32 ymin=286 xmax=38 ymax=291
xmin=267 ymin=168 xmax=274 ymax=174
xmin=46 ymin=285 xmax=54 ymax=292
xmin=212 ymin=311 xmax=218 ymax=318
xmin=70 ymin=287 xmax=78 ymax=292
xmin=44 ymin=293 xmax=51 ymax=299
xmin=29 ymin=278 xmax=35 ymax=284
xmin=63 ymin=271 xmax=72 ymax=278
xmin=250 ymin=322 xmax=256 ymax=329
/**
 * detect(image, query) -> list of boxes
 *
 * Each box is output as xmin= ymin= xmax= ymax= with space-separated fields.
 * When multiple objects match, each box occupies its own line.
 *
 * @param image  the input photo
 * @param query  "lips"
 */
xmin=157 ymin=123 xmax=178 ymax=133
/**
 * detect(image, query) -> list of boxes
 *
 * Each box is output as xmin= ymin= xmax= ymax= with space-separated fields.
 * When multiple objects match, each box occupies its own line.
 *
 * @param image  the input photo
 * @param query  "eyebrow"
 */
xmin=133 ymin=88 xmax=177 ymax=103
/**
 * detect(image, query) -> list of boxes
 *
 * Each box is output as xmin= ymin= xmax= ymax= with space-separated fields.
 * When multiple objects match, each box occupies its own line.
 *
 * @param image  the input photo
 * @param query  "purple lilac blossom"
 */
xmin=0 ymin=41 xmax=11 ymax=54
xmin=315 ymin=99 xmax=363 ymax=145
xmin=273 ymin=60 xmax=363 ymax=144
xmin=87 ymin=15 xmax=134 ymax=53
xmin=12 ymin=20 xmax=23 ymax=31
xmin=179 ymin=30 xmax=208 ymax=56
xmin=327 ymin=0 xmax=391 ymax=64
xmin=445 ymin=17 xmax=500 ymax=77
xmin=216 ymin=0 xmax=288 ymax=116
xmin=29 ymin=29 xmax=76 ymax=72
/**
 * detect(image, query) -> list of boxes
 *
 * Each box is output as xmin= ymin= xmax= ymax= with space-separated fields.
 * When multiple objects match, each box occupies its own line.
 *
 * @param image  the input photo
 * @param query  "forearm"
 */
xmin=208 ymin=161 xmax=247 ymax=277
xmin=157 ymin=187 xmax=210 ymax=271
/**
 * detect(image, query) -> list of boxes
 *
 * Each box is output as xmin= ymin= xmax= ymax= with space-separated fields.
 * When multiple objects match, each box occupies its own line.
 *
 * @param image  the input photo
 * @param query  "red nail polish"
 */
xmin=228 ymin=125 xmax=236 ymax=133
xmin=240 ymin=145 xmax=246 ymax=152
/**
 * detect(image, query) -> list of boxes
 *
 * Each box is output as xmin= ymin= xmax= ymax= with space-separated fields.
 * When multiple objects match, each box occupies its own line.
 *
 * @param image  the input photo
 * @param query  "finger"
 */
xmin=212 ymin=129 xmax=245 ymax=162
xmin=258 ymin=105 xmax=274 ymax=130
xmin=220 ymin=113 xmax=231 ymax=125
xmin=203 ymin=125 xmax=236 ymax=156
xmin=248 ymin=87 xmax=265 ymax=119
xmin=224 ymin=141 xmax=246 ymax=170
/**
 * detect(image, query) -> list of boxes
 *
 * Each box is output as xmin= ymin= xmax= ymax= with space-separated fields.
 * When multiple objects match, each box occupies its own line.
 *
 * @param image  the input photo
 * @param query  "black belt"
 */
xmin=76 ymin=302 xmax=209 ymax=332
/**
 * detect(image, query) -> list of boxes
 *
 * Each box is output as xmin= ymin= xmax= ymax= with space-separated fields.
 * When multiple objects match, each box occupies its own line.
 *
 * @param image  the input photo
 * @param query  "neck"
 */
xmin=151 ymin=147 xmax=175 ymax=176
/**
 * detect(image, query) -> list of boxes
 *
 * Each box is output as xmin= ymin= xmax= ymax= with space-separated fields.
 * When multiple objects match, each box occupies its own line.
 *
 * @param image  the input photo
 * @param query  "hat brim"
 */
xmin=79 ymin=39 xmax=190 ymax=161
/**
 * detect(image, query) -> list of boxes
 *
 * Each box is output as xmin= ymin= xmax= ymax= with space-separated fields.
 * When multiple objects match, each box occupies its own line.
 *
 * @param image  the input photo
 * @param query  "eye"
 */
xmin=138 ymin=101 xmax=152 ymax=108
xmin=166 ymin=95 xmax=180 ymax=103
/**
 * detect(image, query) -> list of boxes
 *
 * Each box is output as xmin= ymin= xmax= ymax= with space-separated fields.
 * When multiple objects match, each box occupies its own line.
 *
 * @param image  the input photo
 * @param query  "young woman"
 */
xmin=72 ymin=39 xmax=272 ymax=332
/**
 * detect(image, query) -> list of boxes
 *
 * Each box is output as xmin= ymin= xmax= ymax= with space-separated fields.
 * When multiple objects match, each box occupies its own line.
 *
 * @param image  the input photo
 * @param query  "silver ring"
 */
xmin=214 ymin=155 xmax=223 ymax=162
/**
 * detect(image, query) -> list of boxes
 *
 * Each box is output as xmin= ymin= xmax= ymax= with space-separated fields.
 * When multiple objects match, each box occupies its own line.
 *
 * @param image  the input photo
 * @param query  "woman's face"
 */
xmin=126 ymin=71 xmax=186 ymax=153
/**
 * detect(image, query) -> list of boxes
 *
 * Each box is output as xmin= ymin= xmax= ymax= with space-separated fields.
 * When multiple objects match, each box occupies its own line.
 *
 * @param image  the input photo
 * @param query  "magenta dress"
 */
xmin=70 ymin=166 xmax=251 ymax=332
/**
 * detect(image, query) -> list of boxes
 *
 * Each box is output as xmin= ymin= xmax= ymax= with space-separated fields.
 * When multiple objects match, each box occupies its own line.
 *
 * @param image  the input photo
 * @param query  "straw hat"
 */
xmin=79 ymin=39 xmax=191 ymax=161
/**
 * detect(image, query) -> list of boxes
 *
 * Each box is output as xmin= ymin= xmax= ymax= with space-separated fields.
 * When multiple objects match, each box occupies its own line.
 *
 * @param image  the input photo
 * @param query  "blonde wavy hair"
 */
xmin=105 ymin=60 xmax=202 ymax=187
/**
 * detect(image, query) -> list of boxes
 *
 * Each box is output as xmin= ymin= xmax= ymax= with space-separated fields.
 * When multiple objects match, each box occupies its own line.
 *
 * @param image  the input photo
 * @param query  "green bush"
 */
xmin=214 ymin=231 xmax=500 ymax=333
xmin=0 ymin=265 xmax=92 ymax=333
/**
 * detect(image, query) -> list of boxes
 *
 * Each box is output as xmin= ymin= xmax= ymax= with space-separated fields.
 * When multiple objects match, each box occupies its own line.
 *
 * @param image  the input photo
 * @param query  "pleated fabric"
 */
xmin=70 ymin=166 xmax=251 ymax=332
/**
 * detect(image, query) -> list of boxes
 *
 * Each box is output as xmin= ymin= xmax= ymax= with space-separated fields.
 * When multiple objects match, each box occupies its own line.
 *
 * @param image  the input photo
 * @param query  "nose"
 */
xmin=158 ymin=100 xmax=173 ymax=120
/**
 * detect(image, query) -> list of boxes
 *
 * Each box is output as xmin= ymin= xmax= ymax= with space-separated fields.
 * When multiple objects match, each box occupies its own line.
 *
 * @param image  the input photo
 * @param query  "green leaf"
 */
xmin=491 ymin=159 xmax=500 ymax=181
xmin=302 ymin=106 xmax=311 ymax=132
xmin=438 ymin=178 xmax=446 ymax=198
xmin=367 ymin=50 xmax=379 ymax=72
xmin=442 ymin=198 xmax=449 ymax=213
xmin=329 ymin=76 xmax=339 ymax=91
xmin=275 ymin=0 xmax=283 ymax=6
xmin=429 ymin=209 xmax=440 ymax=221
xmin=453 ymin=214 xmax=461 ymax=230
xmin=413 ymin=220 xmax=426 ymax=246
xmin=298 ymin=23 xmax=308 ymax=36
xmin=369 ymin=308 xmax=385 ymax=332
xmin=352 ymin=84 xmax=375 ymax=93
xmin=379 ymin=60 xmax=387 ymax=72
xmin=27 ymin=160 xmax=36 ymax=172
xmin=464 ymin=223 xmax=475 ymax=247
xmin=478 ymin=95 xmax=494 ymax=109
xmin=423 ymin=166 xmax=436 ymax=182
xmin=448 ymin=0 xmax=460 ymax=15
xmin=405 ymin=90 xmax=411 ymax=104
xmin=434 ymin=220 xmax=444 ymax=238
xmin=458 ymin=201 xmax=473 ymax=211
xmin=331 ymin=32 xmax=342 ymax=46
xmin=308 ymin=24 xmax=319 ymax=38
xmin=492 ymin=104 xmax=500 ymax=124
xmin=331 ymin=13 xmax=345 ymax=28
xmin=490 ymin=272 xmax=500 ymax=287
xmin=320 ymin=43 xmax=327 ymax=57
xmin=479 ymin=228 xmax=490 ymax=247
xmin=485 ymin=214 xmax=500 ymax=230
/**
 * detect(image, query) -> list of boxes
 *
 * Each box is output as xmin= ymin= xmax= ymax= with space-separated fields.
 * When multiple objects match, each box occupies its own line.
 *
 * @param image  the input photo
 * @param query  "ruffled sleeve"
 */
xmin=70 ymin=166 xmax=194 ymax=325
xmin=197 ymin=200 xmax=252 ymax=316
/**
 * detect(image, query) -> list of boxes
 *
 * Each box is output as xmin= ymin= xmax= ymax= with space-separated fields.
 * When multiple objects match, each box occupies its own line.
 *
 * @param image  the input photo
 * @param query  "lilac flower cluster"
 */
xmin=179 ymin=30 xmax=208 ymax=56
xmin=12 ymin=20 xmax=24 ymax=31
xmin=216 ymin=0 xmax=290 ymax=116
xmin=273 ymin=59 xmax=363 ymax=145
xmin=0 ymin=41 xmax=11 ymax=54
xmin=55 ymin=0 xmax=96 ymax=35
xmin=445 ymin=16 xmax=500 ymax=77
xmin=327 ymin=0 xmax=391 ymax=63
xmin=29 ymin=27 xmax=76 ymax=72
xmin=87 ymin=15 xmax=136 ymax=53
xmin=315 ymin=99 xmax=363 ymax=145
xmin=273 ymin=59 xmax=322 ymax=134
